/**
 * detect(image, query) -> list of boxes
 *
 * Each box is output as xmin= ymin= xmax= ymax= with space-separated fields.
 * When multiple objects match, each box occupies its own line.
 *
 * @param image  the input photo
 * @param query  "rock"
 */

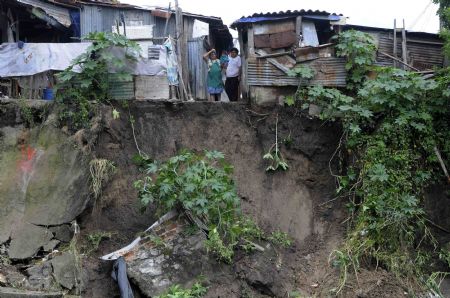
xmin=441 ymin=277 xmax=450 ymax=298
xmin=235 ymin=245 xmax=291 ymax=297
xmin=43 ymin=240 xmax=60 ymax=252
xmin=8 ymin=222 xmax=53 ymax=260
xmin=24 ymin=126 xmax=91 ymax=226
xmin=0 ymin=272 xmax=6 ymax=285
xmin=0 ymin=287 xmax=62 ymax=298
xmin=49 ymin=225 xmax=73 ymax=243
xmin=24 ymin=262 xmax=54 ymax=291
xmin=0 ymin=123 xmax=90 ymax=246
xmin=51 ymin=252 xmax=78 ymax=290
xmin=126 ymin=232 xmax=215 ymax=297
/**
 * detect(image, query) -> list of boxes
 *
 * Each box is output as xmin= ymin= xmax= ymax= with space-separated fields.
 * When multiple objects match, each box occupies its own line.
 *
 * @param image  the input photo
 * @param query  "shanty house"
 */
xmin=231 ymin=10 xmax=444 ymax=105
xmin=0 ymin=0 xmax=232 ymax=100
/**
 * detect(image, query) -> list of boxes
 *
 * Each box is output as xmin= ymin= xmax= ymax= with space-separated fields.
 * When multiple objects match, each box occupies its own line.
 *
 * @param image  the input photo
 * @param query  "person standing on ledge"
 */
xmin=203 ymin=48 xmax=224 ymax=102
xmin=225 ymin=47 xmax=241 ymax=101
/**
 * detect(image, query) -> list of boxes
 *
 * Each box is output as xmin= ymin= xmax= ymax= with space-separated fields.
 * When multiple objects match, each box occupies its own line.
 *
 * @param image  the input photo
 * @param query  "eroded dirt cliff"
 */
xmin=0 ymin=100 xmax=421 ymax=297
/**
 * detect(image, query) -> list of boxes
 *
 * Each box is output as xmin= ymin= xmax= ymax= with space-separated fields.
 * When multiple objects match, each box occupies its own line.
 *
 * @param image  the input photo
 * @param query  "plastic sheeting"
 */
xmin=111 ymin=257 xmax=134 ymax=298
xmin=192 ymin=19 xmax=209 ymax=38
xmin=0 ymin=42 xmax=168 ymax=77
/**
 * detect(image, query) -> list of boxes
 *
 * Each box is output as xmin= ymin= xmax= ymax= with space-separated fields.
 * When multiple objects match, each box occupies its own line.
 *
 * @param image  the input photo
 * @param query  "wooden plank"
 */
xmin=269 ymin=31 xmax=297 ymax=49
xmin=238 ymin=28 xmax=248 ymax=97
xmin=402 ymin=19 xmax=408 ymax=67
xmin=295 ymin=16 xmax=302 ymax=46
xmin=151 ymin=9 xmax=171 ymax=19
xmin=253 ymin=19 xmax=295 ymax=35
xmin=254 ymin=34 xmax=271 ymax=48
xmin=393 ymin=19 xmax=397 ymax=68
xmin=248 ymin=27 xmax=255 ymax=57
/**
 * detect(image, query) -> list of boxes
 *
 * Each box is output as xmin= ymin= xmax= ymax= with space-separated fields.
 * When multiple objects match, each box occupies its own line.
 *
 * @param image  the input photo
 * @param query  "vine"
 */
xmin=55 ymin=32 xmax=140 ymax=129
xmin=134 ymin=150 xmax=264 ymax=263
xmin=334 ymin=29 xmax=377 ymax=90
xmin=290 ymin=30 xmax=450 ymax=295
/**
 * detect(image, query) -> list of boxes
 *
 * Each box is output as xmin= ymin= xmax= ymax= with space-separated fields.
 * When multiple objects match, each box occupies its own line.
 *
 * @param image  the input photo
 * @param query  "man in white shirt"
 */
xmin=225 ymin=48 xmax=241 ymax=101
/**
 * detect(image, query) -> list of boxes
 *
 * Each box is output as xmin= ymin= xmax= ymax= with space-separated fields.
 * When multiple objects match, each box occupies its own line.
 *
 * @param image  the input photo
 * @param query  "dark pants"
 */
xmin=225 ymin=76 xmax=239 ymax=101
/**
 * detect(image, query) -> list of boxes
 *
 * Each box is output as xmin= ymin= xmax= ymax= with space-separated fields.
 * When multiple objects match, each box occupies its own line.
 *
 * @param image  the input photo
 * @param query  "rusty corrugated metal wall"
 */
xmin=362 ymin=29 xmax=444 ymax=70
xmin=248 ymin=57 xmax=347 ymax=88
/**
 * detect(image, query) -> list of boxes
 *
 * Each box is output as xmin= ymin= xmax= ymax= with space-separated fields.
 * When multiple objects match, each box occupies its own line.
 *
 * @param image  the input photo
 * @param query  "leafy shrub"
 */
xmin=134 ymin=150 xmax=263 ymax=262
xmin=289 ymin=32 xmax=450 ymax=292
xmin=156 ymin=282 xmax=207 ymax=298
xmin=335 ymin=29 xmax=377 ymax=89
xmin=55 ymin=32 xmax=140 ymax=129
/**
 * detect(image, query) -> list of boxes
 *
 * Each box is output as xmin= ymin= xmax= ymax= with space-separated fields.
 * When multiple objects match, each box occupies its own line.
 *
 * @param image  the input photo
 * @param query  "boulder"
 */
xmin=126 ymin=232 xmax=215 ymax=296
xmin=0 ymin=123 xmax=90 ymax=247
xmin=24 ymin=262 xmax=54 ymax=291
xmin=49 ymin=225 xmax=73 ymax=243
xmin=51 ymin=252 xmax=78 ymax=290
xmin=8 ymin=222 xmax=53 ymax=260
xmin=0 ymin=287 xmax=62 ymax=298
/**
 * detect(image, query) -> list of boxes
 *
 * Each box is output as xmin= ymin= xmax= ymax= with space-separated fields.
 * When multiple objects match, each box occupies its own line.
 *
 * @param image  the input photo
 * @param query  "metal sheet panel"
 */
xmin=81 ymin=5 xmax=154 ymax=36
xmin=108 ymin=75 xmax=134 ymax=100
xmin=253 ymin=19 xmax=295 ymax=35
xmin=248 ymin=57 xmax=346 ymax=87
xmin=188 ymin=38 xmax=208 ymax=99
xmin=357 ymin=29 xmax=443 ymax=70
xmin=80 ymin=5 xmax=103 ymax=35
xmin=152 ymin=16 xmax=176 ymax=39
xmin=18 ymin=0 xmax=71 ymax=27
xmin=135 ymin=75 xmax=169 ymax=100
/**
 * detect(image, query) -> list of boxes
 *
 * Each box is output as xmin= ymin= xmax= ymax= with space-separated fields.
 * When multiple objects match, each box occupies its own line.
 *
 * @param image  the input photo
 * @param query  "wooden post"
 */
xmin=163 ymin=2 xmax=171 ymax=37
xmin=238 ymin=28 xmax=248 ymax=99
xmin=174 ymin=0 xmax=188 ymax=100
xmin=248 ymin=26 xmax=255 ymax=57
xmin=402 ymin=19 xmax=408 ymax=69
xmin=393 ymin=19 xmax=397 ymax=68
xmin=295 ymin=16 xmax=302 ymax=46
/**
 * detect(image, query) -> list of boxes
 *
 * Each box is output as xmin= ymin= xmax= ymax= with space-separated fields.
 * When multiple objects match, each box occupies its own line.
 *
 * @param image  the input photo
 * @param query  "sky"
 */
xmin=120 ymin=0 xmax=440 ymax=37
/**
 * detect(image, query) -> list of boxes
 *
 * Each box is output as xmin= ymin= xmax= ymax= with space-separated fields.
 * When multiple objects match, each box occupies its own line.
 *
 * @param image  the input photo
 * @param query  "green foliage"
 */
xmin=285 ymin=66 xmax=315 ymax=106
xmin=134 ymin=150 xmax=263 ymax=262
xmin=85 ymin=231 xmax=112 ymax=254
xmin=293 ymin=58 xmax=450 ymax=291
xmin=264 ymin=116 xmax=289 ymax=172
xmin=287 ymin=65 xmax=315 ymax=80
xmin=268 ymin=231 xmax=293 ymax=248
xmin=433 ymin=0 xmax=450 ymax=28
xmin=335 ymin=30 xmax=377 ymax=89
xmin=263 ymin=149 xmax=289 ymax=172
xmin=55 ymin=32 xmax=140 ymax=129
xmin=156 ymin=282 xmax=207 ymax=298
xmin=18 ymin=99 xmax=34 ymax=127
xmin=435 ymin=4 xmax=450 ymax=58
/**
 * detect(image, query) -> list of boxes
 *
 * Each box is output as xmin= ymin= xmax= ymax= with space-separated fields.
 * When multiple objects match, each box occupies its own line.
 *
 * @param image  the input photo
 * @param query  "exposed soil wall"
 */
xmin=2 ymin=100 xmax=437 ymax=297
xmin=80 ymin=101 xmax=346 ymax=297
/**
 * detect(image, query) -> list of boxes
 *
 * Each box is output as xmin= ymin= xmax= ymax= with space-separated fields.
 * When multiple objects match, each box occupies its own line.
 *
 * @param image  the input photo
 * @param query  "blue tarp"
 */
xmin=234 ymin=14 xmax=342 ymax=24
xmin=69 ymin=10 xmax=80 ymax=38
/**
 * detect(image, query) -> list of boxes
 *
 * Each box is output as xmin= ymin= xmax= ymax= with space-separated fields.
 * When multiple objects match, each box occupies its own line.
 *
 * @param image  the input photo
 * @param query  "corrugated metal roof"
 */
xmin=17 ymin=0 xmax=72 ymax=27
xmin=244 ymin=9 xmax=341 ymax=18
xmin=231 ymin=9 xmax=343 ymax=28
xmin=344 ymin=24 xmax=441 ymax=39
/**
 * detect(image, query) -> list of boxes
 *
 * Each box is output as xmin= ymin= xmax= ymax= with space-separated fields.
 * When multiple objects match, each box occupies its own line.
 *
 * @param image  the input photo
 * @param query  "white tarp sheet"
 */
xmin=192 ymin=19 xmax=209 ymax=38
xmin=0 ymin=43 xmax=168 ymax=77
